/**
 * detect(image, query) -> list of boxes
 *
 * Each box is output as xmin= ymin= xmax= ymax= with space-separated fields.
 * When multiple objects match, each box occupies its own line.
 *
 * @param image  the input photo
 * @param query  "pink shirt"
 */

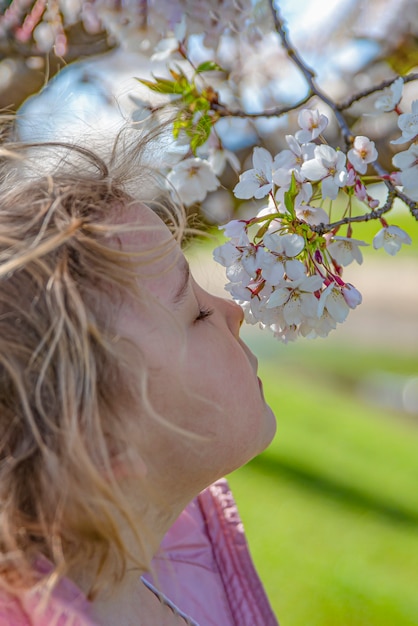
xmin=0 ymin=479 xmax=278 ymax=626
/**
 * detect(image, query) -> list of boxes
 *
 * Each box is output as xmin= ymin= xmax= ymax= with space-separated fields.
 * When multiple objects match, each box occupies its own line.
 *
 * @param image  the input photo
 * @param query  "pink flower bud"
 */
xmin=345 ymin=167 xmax=356 ymax=187
xmin=389 ymin=171 xmax=402 ymax=185
xmin=314 ymin=250 xmax=323 ymax=264
xmin=354 ymin=180 xmax=367 ymax=201
xmin=368 ymin=197 xmax=379 ymax=209
xmin=342 ymin=283 xmax=362 ymax=309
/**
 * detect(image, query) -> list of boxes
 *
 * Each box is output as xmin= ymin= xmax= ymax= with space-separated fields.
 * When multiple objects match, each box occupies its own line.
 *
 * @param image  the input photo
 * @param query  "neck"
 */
xmin=89 ymin=570 xmax=185 ymax=626
xmin=67 ymin=492 xmax=190 ymax=622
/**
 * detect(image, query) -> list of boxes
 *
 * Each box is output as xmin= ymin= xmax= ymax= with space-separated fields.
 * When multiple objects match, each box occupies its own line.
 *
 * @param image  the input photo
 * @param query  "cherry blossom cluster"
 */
xmin=211 ymin=103 xmax=413 ymax=341
xmin=0 ymin=0 xmax=253 ymax=55
xmin=132 ymin=67 xmax=416 ymax=340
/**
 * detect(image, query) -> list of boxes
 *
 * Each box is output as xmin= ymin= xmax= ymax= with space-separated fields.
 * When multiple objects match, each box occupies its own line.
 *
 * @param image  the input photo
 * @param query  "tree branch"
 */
xmin=211 ymin=93 xmax=313 ymax=119
xmin=311 ymin=191 xmax=396 ymax=235
xmin=268 ymin=0 xmax=354 ymax=147
xmin=338 ymin=72 xmax=418 ymax=110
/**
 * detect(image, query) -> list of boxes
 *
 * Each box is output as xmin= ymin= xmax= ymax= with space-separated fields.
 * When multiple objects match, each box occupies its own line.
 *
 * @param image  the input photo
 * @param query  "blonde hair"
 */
xmin=0 ymin=118 xmax=186 ymax=594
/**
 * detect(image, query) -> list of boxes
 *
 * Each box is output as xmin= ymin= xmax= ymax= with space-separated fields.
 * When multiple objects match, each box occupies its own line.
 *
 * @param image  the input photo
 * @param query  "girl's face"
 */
xmin=118 ymin=205 xmax=276 ymax=499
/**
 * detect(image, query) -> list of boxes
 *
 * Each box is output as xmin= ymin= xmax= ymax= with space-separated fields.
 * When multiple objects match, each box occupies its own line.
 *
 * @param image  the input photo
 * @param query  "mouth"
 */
xmin=239 ymin=338 xmax=258 ymax=375
xmin=257 ymin=376 xmax=266 ymax=400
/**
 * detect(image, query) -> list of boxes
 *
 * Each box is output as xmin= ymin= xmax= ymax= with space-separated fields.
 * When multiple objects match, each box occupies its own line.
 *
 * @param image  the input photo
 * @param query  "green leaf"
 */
xmin=255 ymin=220 xmax=271 ymax=241
xmin=173 ymin=111 xmax=193 ymax=138
xmin=190 ymin=96 xmax=211 ymax=113
xmin=136 ymin=77 xmax=184 ymax=95
xmin=283 ymin=172 xmax=298 ymax=218
xmin=190 ymin=114 xmax=213 ymax=154
xmin=196 ymin=61 xmax=224 ymax=73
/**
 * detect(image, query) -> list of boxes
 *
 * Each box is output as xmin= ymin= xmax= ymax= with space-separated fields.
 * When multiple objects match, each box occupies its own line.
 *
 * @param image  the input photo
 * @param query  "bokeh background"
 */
xmin=2 ymin=0 xmax=418 ymax=623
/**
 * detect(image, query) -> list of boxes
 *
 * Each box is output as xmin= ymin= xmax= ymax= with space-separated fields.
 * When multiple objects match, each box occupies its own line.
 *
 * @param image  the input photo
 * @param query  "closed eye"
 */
xmin=195 ymin=307 xmax=214 ymax=322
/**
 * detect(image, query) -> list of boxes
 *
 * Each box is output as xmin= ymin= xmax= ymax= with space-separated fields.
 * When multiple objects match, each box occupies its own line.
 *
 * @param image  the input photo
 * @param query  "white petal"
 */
xmin=233 ymin=174 xmax=259 ymax=199
xmin=254 ymin=183 xmax=273 ymax=199
xmin=263 ymin=232 xmax=284 ymax=253
xmin=300 ymin=274 xmax=324 ymax=292
xmin=266 ymin=288 xmax=289 ymax=308
xmin=252 ymin=146 xmax=273 ymax=174
xmin=213 ymin=241 xmax=239 ymax=266
xmin=321 ymin=176 xmax=339 ymax=200
xmin=282 ymin=233 xmax=305 ymax=257
xmin=324 ymin=287 xmax=350 ymax=322
xmin=283 ymin=295 xmax=303 ymax=325
xmin=301 ymin=159 xmax=327 ymax=181
xmin=285 ymin=259 xmax=306 ymax=281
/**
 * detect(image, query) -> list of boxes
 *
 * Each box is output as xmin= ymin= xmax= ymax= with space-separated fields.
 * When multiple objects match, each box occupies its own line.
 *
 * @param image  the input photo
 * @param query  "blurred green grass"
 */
xmin=228 ymin=341 xmax=418 ymax=626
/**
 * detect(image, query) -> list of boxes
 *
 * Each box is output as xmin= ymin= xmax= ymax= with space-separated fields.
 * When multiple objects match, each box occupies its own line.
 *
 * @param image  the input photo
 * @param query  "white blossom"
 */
xmin=272 ymin=323 xmax=299 ymax=343
xmin=327 ymin=236 xmax=368 ymax=266
xmin=151 ymin=17 xmax=186 ymax=60
xmin=207 ymin=147 xmax=241 ymax=176
xmin=167 ymin=157 xmax=219 ymax=205
xmin=301 ymin=145 xmax=347 ymax=200
xmin=225 ymin=280 xmax=252 ymax=303
xmin=233 ymin=147 xmax=273 ymax=199
xmin=392 ymin=144 xmax=418 ymax=200
xmin=266 ymin=274 xmax=323 ymax=326
xmin=318 ymin=283 xmax=350 ymax=323
xmin=347 ymin=136 xmax=378 ymax=174
xmin=273 ymin=169 xmax=313 ymax=208
xmin=373 ymin=225 xmax=412 ymax=255
xmin=273 ymin=135 xmax=315 ymax=171
xmin=300 ymin=309 xmax=337 ymax=339
xmin=263 ymin=231 xmax=304 ymax=256
xmin=295 ymin=205 xmax=329 ymax=226
xmin=219 ymin=219 xmax=247 ymax=241
xmin=375 ymin=77 xmax=404 ymax=112
xmin=241 ymin=288 xmax=277 ymax=326
xmin=295 ymin=109 xmax=328 ymax=143
xmin=254 ymin=232 xmax=304 ymax=286
xmin=391 ymin=100 xmax=418 ymax=144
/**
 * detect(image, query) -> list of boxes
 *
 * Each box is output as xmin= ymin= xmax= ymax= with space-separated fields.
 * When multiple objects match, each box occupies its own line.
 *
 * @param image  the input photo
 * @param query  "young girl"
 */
xmin=0 ymin=119 xmax=278 ymax=625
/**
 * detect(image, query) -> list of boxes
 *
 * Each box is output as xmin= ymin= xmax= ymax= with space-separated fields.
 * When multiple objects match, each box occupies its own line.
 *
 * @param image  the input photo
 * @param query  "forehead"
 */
xmin=118 ymin=203 xmax=186 ymax=306
xmin=118 ymin=202 xmax=173 ymax=249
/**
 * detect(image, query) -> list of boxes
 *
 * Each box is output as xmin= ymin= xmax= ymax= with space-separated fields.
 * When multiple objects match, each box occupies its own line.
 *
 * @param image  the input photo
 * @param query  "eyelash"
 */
xmin=195 ymin=307 xmax=214 ymax=323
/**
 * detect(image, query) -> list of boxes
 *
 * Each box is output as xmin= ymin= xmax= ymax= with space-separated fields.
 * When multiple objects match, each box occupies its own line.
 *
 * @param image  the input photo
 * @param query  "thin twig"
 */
xmin=211 ymin=93 xmax=312 ymax=119
xmin=268 ymin=1 xmax=354 ymax=147
xmin=338 ymin=73 xmax=418 ymax=110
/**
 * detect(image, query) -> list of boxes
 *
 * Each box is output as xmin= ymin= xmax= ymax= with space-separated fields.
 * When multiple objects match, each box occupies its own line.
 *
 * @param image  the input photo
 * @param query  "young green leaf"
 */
xmin=190 ymin=114 xmax=213 ymax=153
xmin=196 ymin=61 xmax=224 ymax=73
xmin=283 ymin=172 xmax=298 ymax=218
xmin=136 ymin=77 xmax=184 ymax=95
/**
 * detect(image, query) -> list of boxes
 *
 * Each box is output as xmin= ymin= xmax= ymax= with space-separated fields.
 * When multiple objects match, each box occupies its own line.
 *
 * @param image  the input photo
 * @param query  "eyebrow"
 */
xmin=172 ymin=259 xmax=191 ymax=308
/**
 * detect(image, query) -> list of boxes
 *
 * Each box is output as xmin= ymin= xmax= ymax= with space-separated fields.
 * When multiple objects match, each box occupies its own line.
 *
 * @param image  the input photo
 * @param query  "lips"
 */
xmin=239 ymin=338 xmax=258 ymax=374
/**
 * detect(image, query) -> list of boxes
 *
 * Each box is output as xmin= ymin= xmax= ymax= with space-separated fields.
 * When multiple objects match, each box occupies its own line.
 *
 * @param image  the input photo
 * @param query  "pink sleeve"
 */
xmin=148 ymin=478 xmax=279 ymax=626
xmin=197 ymin=479 xmax=278 ymax=626
xmin=0 ymin=563 xmax=99 ymax=626
xmin=0 ymin=594 xmax=30 ymax=626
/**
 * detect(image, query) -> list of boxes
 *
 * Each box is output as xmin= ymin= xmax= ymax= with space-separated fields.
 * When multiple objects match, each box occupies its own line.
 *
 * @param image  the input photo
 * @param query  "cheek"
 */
xmin=187 ymin=340 xmax=264 ymax=432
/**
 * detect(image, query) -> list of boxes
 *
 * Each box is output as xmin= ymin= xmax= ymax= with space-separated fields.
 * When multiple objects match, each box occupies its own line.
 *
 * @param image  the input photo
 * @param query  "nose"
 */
xmin=224 ymin=298 xmax=244 ymax=338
